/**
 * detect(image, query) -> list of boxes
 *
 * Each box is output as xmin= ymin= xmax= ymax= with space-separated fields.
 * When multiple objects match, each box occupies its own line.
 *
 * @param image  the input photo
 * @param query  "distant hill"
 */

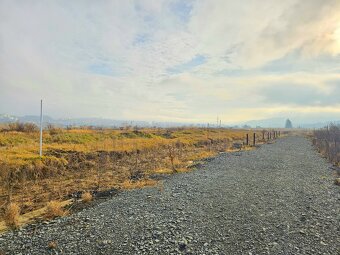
xmin=241 ymin=117 xmax=340 ymax=129
xmin=0 ymin=114 xmax=199 ymax=128
xmin=0 ymin=114 xmax=19 ymax=123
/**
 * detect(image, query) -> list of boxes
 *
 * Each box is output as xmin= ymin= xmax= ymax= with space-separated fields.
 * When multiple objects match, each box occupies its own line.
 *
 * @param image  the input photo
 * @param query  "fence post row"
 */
xmin=244 ymin=130 xmax=282 ymax=147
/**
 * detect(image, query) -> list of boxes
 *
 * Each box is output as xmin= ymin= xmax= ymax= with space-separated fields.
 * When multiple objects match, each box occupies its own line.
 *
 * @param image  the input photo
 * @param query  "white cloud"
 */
xmin=0 ymin=0 xmax=340 ymax=123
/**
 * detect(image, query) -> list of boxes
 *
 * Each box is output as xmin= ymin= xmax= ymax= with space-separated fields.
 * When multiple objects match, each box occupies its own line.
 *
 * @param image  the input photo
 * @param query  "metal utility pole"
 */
xmin=39 ymin=99 xmax=43 ymax=157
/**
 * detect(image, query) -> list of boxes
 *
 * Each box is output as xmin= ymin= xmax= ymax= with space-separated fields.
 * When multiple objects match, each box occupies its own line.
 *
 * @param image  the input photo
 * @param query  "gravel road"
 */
xmin=0 ymin=136 xmax=339 ymax=254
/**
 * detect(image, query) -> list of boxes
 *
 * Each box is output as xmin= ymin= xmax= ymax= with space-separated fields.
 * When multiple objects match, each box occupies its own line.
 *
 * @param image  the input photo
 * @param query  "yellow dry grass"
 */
xmin=153 ymin=168 xmax=174 ymax=174
xmin=0 ymin=127 xmax=268 ymax=226
xmin=0 ymin=128 xmax=251 ymax=166
xmin=0 ymin=199 xmax=72 ymax=233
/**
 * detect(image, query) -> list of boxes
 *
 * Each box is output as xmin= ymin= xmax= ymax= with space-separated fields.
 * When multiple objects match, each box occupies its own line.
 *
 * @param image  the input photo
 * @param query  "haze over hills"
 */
xmin=0 ymin=114 xmax=193 ymax=128
xmin=1 ymin=114 xmax=338 ymax=129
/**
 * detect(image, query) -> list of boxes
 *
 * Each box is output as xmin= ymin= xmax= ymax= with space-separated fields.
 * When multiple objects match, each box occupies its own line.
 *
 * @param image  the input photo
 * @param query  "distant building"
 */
xmin=285 ymin=119 xmax=293 ymax=128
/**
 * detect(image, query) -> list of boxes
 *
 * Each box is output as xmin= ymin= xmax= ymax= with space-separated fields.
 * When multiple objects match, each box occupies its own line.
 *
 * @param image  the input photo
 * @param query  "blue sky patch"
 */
xmin=167 ymin=54 xmax=207 ymax=74
xmin=88 ymin=63 xmax=118 ymax=76
xmin=170 ymin=1 xmax=193 ymax=22
xmin=133 ymin=34 xmax=150 ymax=46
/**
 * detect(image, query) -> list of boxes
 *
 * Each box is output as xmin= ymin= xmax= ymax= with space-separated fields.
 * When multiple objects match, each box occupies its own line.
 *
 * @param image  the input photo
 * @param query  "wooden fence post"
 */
xmin=253 ymin=133 xmax=256 ymax=146
xmin=246 ymin=134 xmax=249 ymax=146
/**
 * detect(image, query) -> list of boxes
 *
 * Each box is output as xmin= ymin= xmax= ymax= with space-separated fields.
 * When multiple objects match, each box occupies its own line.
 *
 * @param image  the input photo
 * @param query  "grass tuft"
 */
xmin=45 ymin=201 xmax=65 ymax=219
xmin=4 ymin=202 xmax=20 ymax=229
xmin=81 ymin=191 xmax=93 ymax=203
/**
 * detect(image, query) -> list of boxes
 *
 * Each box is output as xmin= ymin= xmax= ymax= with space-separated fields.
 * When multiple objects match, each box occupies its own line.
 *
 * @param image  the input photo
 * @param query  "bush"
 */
xmin=5 ymin=122 xmax=38 ymax=133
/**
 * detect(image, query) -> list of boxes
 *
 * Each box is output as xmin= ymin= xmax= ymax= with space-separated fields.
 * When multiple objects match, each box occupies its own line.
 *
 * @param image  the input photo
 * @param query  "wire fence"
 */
xmin=243 ymin=130 xmax=282 ymax=146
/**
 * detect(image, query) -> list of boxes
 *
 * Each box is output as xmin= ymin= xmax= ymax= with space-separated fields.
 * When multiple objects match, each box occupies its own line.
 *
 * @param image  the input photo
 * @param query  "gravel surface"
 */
xmin=0 ymin=136 xmax=339 ymax=254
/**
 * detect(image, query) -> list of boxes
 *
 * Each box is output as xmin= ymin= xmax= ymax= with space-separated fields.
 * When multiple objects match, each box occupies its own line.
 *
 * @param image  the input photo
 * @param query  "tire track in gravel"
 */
xmin=0 ymin=136 xmax=339 ymax=254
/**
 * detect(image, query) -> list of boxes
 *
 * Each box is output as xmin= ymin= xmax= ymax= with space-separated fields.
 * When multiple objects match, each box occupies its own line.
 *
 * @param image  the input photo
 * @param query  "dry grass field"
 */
xmin=0 ymin=124 xmax=266 ymax=227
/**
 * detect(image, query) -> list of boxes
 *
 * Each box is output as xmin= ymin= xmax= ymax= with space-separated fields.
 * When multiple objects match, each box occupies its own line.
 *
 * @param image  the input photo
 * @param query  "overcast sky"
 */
xmin=1 ymin=0 xmax=340 ymax=124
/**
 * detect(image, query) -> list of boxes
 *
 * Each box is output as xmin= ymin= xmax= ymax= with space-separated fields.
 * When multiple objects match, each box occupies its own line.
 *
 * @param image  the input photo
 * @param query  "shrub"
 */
xmin=5 ymin=122 xmax=38 ymax=133
xmin=4 ymin=202 xmax=20 ymax=229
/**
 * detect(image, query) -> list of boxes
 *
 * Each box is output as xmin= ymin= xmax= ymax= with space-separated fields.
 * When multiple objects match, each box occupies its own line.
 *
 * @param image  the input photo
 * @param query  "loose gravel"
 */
xmin=0 ymin=136 xmax=339 ymax=254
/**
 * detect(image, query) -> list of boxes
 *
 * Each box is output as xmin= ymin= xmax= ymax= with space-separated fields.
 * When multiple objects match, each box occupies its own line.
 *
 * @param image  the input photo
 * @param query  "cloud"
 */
xmin=189 ymin=0 xmax=340 ymax=69
xmin=0 ymin=0 xmax=340 ymax=123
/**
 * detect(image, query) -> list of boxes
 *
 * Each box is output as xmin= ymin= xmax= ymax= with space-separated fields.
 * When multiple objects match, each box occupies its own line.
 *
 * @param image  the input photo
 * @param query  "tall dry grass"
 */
xmin=313 ymin=124 xmax=340 ymax=167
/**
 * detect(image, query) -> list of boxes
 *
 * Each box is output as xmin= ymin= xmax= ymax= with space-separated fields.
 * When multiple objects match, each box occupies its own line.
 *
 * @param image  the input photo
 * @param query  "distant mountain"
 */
xmin=241 ymin=117 xmax=340 ymax=129
xmin=242 ymin=118 xmax=286 ymax=128
xmin=19 ymin=115 xmax=55 ymax=123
